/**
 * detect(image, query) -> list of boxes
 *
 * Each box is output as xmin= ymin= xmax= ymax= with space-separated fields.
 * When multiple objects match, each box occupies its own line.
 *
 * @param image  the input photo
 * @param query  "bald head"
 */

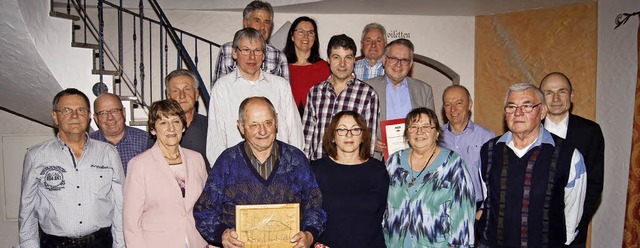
xmin=94 ymin=93 xmax=123 ymax=112
xmin=94 ymin=93 xmax=126 ymax=140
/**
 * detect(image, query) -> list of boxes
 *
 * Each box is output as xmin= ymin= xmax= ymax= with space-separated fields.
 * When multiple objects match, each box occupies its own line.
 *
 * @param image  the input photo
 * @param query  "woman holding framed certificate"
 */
xmin=312 ymin=111 xmax=389 ymax=247
xmin=384 ymin=107 xmax=476 ymax=247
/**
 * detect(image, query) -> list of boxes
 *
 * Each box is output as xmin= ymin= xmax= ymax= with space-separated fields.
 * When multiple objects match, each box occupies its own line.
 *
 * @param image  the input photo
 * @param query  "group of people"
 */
xmin=17 ymin=0 xmax=605 ymax=248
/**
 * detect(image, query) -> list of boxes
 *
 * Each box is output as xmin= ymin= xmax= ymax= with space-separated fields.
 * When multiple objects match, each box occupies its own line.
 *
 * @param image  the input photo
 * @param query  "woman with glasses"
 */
xmin=283 ymin=16 xmax=330 ymax=115
xmin=123 ymin=100 xmax=208 ymax=248
xmin=311 ymin=111 xmax=389 ymax=247
xmin=384 ymin=107 xmax=475 ymax=247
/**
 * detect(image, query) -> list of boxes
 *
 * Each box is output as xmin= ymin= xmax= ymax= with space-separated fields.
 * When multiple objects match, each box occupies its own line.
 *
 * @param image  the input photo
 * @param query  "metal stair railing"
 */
xmin=50 ymin=0 xmax=219 ymax=117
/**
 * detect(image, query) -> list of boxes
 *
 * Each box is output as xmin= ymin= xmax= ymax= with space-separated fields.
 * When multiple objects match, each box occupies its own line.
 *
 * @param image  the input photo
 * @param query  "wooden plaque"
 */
xmin=235 ymin=203 xmax=300 ymax=248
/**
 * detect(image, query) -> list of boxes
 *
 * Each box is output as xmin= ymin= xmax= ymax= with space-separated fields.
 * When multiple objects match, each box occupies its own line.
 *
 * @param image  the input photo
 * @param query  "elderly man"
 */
xmin=207 ymin=28 xmax=302 ymax=164
xmin=539 ymin=72 xmax=604 ymax=247
xmin=477 ymin=83 xmax=587 ymax=247
xmin=366 ymin=38 xmax=434 ymax=160
xmin=165 ymin=69 xmax=210 ymax=168
xmin=90 ymin=93 xmax=151 ymax=174
xmin=302 ymin=34 xmax=379 ymax=161
xmin=354 ymin=23 xmax=387 ymax=80
xmin=440 ymin=85 xmax=495 ymax=206
xmin=211 ymin=0 xmax=288 ymax=88
xmin=195 ymin=96 xmax=326 ymax=247
xmin=19 ymin=88 xmax=125 ymax=247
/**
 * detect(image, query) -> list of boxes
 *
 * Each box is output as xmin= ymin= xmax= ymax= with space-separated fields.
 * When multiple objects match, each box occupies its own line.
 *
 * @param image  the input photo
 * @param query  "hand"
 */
xmin=290 ymin=231 xmax=313 ymax=248
xmin=374 ymin=139 xmax=386 ymax=153
xmin=476 ymin=209 xmax=483 ymax=220
xmin=221 ymin=228 xmax=244 ymax=248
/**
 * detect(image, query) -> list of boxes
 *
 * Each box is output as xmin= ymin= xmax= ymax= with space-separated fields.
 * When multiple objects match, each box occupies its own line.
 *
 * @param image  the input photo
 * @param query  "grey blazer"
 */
xmin=365 ymin=75 xmax=435 ymax=123
xmin=366 ymin=75 xmax=435 ymax=161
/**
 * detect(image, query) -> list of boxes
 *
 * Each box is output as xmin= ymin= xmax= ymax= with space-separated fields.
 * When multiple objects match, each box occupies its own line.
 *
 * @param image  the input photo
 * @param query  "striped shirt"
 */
xmin=302 ymin=76 xmax=380 ymax=160
xmin=354 ymin=58 xmax=384 ymax=80
xmin=211 ymin=42 xmax=289 ymax=88
xmin=244 ymin=142 xmax=279 ymax=180
xmin=19 ymin=134 xmax=125 ymax=248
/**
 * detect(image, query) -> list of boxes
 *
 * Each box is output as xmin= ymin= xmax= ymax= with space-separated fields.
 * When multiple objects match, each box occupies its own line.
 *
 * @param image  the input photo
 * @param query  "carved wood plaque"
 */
xmin=235 ymin=203 xmax=300 ymax=248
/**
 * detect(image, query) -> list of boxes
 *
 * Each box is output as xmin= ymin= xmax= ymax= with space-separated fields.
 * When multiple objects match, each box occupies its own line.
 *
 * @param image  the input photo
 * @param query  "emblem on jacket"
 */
xmin=41 ymin=166 xmax=66 ymax=191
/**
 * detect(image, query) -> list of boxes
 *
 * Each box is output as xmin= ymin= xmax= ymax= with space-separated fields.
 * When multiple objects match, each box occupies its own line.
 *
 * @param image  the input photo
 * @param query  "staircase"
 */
xmin=48 ymin=0 xmax=219 ymax=128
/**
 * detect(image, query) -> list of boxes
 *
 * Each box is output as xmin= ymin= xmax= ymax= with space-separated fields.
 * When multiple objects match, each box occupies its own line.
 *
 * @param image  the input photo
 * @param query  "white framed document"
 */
xmin=381 ymin=118 xmax=408 ymax=159
xmin=236 ymin=203 xmax=300 ymax=248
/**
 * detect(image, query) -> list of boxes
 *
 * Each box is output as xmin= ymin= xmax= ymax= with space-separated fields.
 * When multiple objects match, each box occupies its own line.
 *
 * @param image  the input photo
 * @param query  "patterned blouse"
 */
xmin=384 ymin=147 xmax=475 ymax=247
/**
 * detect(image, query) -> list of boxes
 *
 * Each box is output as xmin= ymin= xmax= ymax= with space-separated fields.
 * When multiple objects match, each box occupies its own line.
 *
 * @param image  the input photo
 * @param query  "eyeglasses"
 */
xmin=95 ymin=108 xmax=123 ymax=118
xmin=235 ymin=48 xmax=264 ymax=56
xmin=504 ymin=103 xmax=542 ymax=114
xmin=294 ymin=29 xmax=316 ymax=37
xmin=385 ymin=55 xmax=411 ymax=66
xmin=56 ymin=107 xmax=89 ymax=116
xmin=407 ymin=125 xmax=435 ymax=134
xmin=336 ymin=128 xmax=363 ymax=136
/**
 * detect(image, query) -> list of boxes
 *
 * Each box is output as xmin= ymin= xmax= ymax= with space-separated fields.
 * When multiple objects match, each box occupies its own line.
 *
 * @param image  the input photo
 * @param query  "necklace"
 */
xmin=163 ymin=152 xmax=180 ymax=161
xmin=408 ymin=147 xmax=437 ymax=187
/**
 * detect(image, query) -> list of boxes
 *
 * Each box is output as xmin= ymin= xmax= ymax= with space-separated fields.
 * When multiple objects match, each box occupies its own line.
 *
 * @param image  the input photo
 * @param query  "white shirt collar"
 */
xmin=544 ymin=114 xmax=569 ymax=139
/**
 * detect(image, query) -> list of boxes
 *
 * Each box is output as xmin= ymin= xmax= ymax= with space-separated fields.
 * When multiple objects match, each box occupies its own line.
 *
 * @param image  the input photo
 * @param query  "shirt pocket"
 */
xmin=90 ymin=167 xmax=113 ymax=196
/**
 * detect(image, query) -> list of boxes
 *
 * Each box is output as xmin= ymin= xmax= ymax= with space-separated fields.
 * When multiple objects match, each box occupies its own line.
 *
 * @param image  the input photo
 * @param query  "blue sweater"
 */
xmin=193 ymin=140 xmax=326 ymax=244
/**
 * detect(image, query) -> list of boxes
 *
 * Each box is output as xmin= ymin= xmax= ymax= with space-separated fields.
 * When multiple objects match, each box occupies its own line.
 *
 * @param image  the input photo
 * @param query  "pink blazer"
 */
xmin=123 ymin=143 xmax=208 ymax=248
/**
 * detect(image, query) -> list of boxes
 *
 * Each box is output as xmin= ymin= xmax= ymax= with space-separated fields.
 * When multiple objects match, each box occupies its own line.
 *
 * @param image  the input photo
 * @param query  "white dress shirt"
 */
xmin=206 ymin=70 xmax=303 ymax=165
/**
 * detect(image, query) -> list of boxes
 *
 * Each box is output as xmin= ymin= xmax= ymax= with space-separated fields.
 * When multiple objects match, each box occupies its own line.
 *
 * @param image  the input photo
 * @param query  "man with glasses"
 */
xmin=477 ymin=83 xmax=587 ymax=247
xmin=19 ymin=88 xmax=125 ymax=247
xmin=90 ymin=93 xmax=151 ymax=175
xmin=207 ymin=28 xmax=302 ymax=164
xmin=539 ymin=72 xmax=604 ymax=248
xmin=302 ymin=34 xmax=380 ymax=161
xmin=166 ymin=69 xmax=210 ymax=169
xmin=355 ymin=23 xmax=387 ymax=80
xmin=211 ymin=0 xmax=288 ymax=88
xmin=365 ymin=38 xmax=434 ymax=161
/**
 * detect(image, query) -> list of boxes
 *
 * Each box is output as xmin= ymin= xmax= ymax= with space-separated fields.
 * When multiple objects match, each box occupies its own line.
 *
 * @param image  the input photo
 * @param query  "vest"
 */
xmin=478 ymin=134 xmax=575 ymax=247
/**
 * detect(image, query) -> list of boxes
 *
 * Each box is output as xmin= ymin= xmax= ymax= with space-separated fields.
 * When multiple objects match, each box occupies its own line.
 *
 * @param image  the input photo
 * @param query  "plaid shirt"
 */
xmin=211 ymin=42 xmax=289 ymax=88
xmin=354 ymin=58 xmax=384 ymax=80
xmin=90 ymin=126 xmax=150 ymax=174
xmin=302 ymin=75 xmax=380 ymax=160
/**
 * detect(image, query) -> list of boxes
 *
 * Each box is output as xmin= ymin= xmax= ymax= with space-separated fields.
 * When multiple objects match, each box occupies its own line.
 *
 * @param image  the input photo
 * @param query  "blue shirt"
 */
xmin=354 ymin=58 xmax=384 ymax=80
xmin=442 ymin=120 xmax=496 ymax=202
xmin=90 ymin=126 xmax=151 ymax=174
xmin=385 ymin=77 xmax=412 ymax=120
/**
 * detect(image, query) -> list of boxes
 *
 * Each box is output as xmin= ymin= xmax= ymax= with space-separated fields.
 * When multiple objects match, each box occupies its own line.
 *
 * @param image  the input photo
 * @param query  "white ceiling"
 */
xmin=146 ymin=0 xmax=595 ymax=16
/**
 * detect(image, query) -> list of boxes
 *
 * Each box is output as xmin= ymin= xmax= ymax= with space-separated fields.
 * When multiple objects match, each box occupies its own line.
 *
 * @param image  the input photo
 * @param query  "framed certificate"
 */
xmin=236 ymin=203 xmax=300 ymax=248
xmin=380 ymin=118 xmax=408 ymax=159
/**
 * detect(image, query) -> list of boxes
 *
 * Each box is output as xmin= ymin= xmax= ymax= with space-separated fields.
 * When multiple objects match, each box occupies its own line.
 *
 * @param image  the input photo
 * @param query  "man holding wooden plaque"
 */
xmin=194 ymin=96 xmax=326 ymax=248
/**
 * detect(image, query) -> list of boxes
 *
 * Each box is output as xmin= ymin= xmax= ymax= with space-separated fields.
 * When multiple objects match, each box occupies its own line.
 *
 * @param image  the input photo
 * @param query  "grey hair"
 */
xmin=243 ymin=1 xmax=274 ymax=23
xmin=360 ymin=23 xmax=387 ymax=44
xmin=164 ymin=69 xmax=199 ymax=90
xmin=384 ymin=38 xmax=414 ymax=60
xmin=238 ymin=96 xmax=277 ymax=124
xmin=504 ymin=83 xmax=546 ymax=106
xmin=232 ymin=28 xmax=266 ymax=53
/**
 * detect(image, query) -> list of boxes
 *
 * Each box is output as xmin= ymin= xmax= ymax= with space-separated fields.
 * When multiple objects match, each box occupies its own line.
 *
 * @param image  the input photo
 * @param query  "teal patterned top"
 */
xmin=384 ymin=147 xmax=475 ymax=247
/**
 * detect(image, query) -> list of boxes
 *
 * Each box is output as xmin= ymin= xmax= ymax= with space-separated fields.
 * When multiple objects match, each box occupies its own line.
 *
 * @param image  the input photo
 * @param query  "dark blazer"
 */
xmin=564 ymin=114 xmax=605 ymax=244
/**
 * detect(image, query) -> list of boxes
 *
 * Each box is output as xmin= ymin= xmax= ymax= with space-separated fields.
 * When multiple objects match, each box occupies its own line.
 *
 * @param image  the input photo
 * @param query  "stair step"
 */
xmin=92 ymin=69 xmax=120 ymax=76
xmin=50 ymin=11 xmax=80 ymax=21
xmin=72 ymin=42 xmax=99 ymax=49
xmin=129 ymin=120 xmax=148 ymax=126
